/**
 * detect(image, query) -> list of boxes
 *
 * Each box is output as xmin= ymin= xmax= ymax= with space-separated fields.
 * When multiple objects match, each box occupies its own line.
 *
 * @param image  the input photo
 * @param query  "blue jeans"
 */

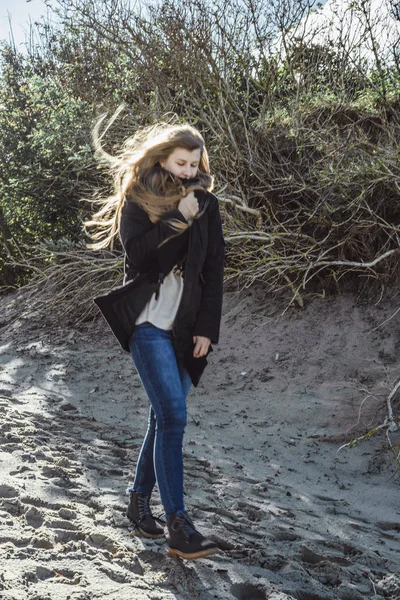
xmin=128 ymin=322 xmax=192 ymax=516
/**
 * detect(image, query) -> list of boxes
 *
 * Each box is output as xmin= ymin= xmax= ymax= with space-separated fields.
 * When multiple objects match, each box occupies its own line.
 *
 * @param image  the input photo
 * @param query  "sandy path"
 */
xmin=0 ymin=287 xmax=399 ymax=599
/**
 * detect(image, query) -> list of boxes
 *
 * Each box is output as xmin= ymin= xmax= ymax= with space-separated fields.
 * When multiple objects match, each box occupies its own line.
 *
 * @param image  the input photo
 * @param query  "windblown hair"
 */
xmin=85 ymin=107 xmax=214 ymax=249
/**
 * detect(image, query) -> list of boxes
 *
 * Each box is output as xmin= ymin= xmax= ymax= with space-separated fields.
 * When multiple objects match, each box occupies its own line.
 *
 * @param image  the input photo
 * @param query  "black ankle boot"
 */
xmin=127 ymin=491 xmax=165 ymax=539
xmin=167 ymin=512 xmax=218 ymax=559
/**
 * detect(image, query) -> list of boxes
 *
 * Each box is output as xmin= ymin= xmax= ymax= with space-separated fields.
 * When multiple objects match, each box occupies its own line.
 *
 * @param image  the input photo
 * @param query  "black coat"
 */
xmin=119 ymin=189 xmax=225 ymax=383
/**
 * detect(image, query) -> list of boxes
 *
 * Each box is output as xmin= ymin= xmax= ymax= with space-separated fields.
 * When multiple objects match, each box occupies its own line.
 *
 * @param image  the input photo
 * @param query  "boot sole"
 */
xmin=167 ymin=546 xmax=219 ymax=560
xmin=138 ymin=526 xmax=165 ymax=539
xmin=127 ymin=516 xmax=165 ymax=539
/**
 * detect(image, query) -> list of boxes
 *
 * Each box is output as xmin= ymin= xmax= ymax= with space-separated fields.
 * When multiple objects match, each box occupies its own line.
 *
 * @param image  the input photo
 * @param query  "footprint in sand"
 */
xmin=96 ymin=562 xmax=134 ymax=584
xmin=85 ymin=531 xmax=121 ymax=554
xmin=231 ymin=582 xmax=268 ymax=600
xmin=54 ymin=528 xmax=86 ymax=544
xmin=58 ymin=507 xmax=77 ymax=520
xmin=24 ymin=505 xmax=44 ymax=528
xmin=0 ymin=483 xmax=19 ymax=499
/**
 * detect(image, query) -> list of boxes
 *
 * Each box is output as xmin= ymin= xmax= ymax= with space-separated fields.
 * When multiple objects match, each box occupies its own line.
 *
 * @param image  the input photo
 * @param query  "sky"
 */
xmin=1 ymin=0 xmax=398 ymax=66
xmin=0 ymin=0 xmax=52 ymax=49
xmin=292 ymin=0 xmax=399 ymax=66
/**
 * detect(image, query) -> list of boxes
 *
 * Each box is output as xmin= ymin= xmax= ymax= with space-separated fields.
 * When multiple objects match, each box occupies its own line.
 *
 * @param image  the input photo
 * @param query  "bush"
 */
xmin=0 ymin=0 xmax=399 ymax=310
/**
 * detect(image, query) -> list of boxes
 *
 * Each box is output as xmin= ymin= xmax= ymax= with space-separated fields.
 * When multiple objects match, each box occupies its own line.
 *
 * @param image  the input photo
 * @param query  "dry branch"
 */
xmin=338 ymin=378 xmax=400 ymax=468
xmin=7 ymin=243 xmax=124 ymax=326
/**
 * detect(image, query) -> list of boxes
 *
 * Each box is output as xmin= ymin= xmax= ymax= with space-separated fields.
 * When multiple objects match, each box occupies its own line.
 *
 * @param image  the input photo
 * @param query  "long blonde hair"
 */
xmin=85 ymin=109 xmax=214 ymax=249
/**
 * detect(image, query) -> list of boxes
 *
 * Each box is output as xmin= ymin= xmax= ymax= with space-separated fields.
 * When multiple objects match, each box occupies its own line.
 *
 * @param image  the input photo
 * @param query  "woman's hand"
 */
xmin=193 ymin=336 xmax=211 ymax=358
xmin=178 ymin=191 xmax=199 ymax=221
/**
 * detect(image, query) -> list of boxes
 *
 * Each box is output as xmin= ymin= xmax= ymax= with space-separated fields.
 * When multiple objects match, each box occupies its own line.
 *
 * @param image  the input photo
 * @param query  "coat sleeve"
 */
xmin=193 ymin=196 xmax=225 ymax=343
xmin=120 ymin=199 xmax=189 ymax=274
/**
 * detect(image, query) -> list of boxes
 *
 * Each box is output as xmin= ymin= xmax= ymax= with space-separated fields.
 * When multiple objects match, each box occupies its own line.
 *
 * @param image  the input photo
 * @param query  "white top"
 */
xmin=135 ymin=268 xmax=184 ymax=331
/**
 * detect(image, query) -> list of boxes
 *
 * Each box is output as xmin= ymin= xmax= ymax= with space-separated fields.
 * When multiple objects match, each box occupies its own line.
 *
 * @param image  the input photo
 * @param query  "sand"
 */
xmin=0 ymin=285 xmax=399 ymax=600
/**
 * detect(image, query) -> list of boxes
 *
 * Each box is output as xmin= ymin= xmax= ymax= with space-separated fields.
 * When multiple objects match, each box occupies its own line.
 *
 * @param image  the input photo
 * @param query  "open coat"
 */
xmin=118 ymin=189 xmax=225 ymax=384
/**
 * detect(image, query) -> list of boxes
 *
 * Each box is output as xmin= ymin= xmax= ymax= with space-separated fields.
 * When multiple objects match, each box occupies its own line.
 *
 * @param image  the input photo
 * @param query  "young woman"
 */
xmin=87 ymin=117 xmax=225 ymax=560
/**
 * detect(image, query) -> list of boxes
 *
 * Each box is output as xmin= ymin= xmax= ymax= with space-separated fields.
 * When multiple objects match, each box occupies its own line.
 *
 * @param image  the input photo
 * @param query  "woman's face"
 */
xmin=161 ymin=147 xmax=201 ymax=179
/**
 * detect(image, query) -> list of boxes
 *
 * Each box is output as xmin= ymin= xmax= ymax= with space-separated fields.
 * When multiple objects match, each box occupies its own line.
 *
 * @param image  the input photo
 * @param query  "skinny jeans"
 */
xmin=128 ymin=322 xmax=191 ymax=516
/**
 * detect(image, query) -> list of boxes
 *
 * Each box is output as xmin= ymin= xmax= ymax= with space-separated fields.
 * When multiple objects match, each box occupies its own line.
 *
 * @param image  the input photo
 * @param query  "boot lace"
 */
xmin=172 ymin=512 xmax=197 ymax=540
xmin=137 ymin=494 xmax=152 ymax=521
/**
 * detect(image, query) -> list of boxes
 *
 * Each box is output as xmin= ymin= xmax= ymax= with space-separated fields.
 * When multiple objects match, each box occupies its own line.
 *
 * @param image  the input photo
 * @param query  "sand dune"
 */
xmin=0 ymin=286 xmax=399 ymax=599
